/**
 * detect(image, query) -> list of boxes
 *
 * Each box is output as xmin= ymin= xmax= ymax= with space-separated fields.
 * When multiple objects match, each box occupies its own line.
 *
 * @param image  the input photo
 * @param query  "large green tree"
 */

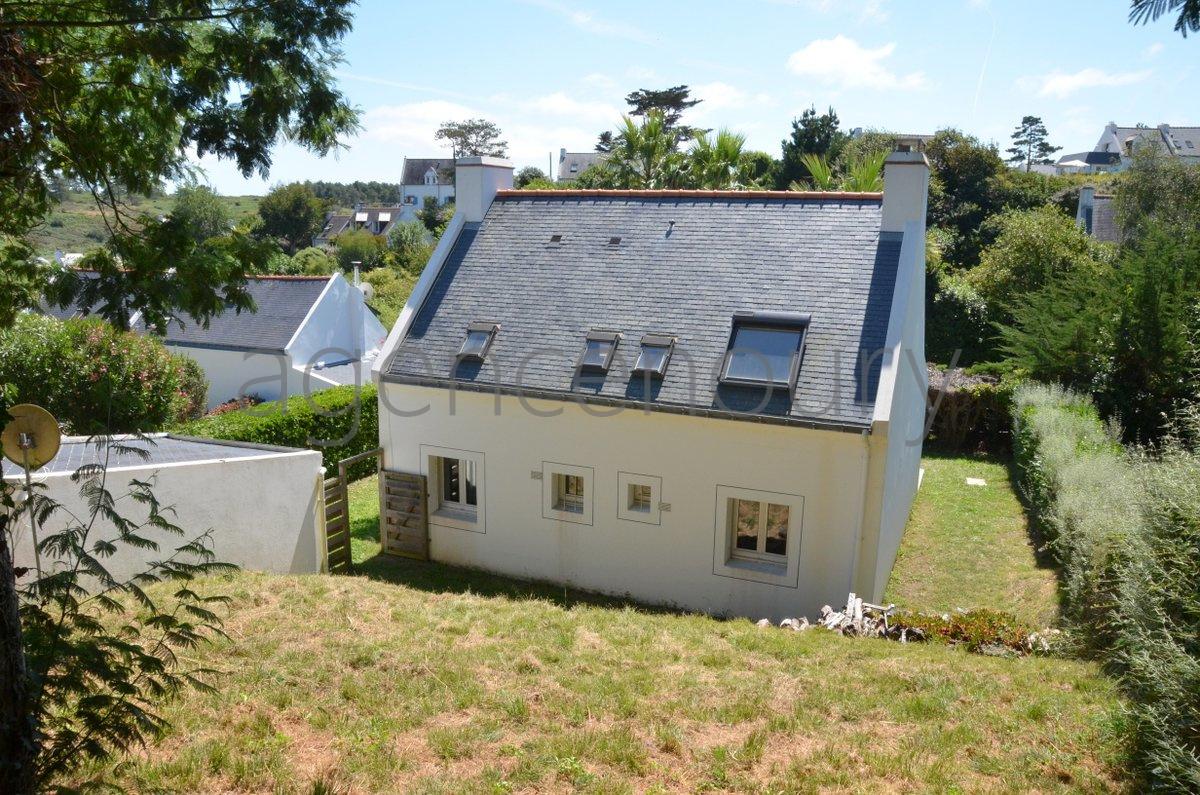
xmin=607 ymin=111 xmax=687 ymax=189
xmin=171 ymin=185 xmax=234 ymax=243
xmin=0 ymin=3 xmax=358 ymax=791
xmin=1129 ymin=0 xmax=1200 ymax=36
xmin=778 ymin=107 xmax=848 ymax=189
xmin=434 ymin=118 xmax=508 ymax=158
xmin=1006 ymin=116 xmax=1060 ymax=172
xmin=257 ymin=183 xmax=328 ymax=255
xmin=624 ymin=85 xmax=704 ymax=142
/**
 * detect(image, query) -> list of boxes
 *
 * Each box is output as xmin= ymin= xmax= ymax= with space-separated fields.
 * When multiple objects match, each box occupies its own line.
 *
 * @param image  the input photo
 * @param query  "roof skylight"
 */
xmin=719 ymin=311 xmax=810 ymax=391
xmin=457 ymin=322 xmax=499 ymax=362
xmin=579 ymin=330 xmax=621 ymax=374
xmin=632 ymin=334 xmax=675 ymax=378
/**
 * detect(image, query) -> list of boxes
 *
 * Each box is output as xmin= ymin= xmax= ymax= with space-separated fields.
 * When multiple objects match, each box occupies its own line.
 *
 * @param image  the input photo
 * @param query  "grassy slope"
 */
xmin=885 ymin=454 xmax=1060 ymax=626
xmin=28 ymin=192 xmax=261 ymax=257
xmin=70 ymin=460 xmax=1127 ymax=793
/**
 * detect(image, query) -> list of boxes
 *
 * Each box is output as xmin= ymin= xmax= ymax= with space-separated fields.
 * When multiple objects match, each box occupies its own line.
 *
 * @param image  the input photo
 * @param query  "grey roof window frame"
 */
xmin=632 ymin=333 xmax=676 ymax=379
xmin=578 ymin=330 xmax=622 ymax=374
xmin=457 ymin=322 xmax=500 ymax=362
xmin=719 ymin=311 xmax=811 ymax=392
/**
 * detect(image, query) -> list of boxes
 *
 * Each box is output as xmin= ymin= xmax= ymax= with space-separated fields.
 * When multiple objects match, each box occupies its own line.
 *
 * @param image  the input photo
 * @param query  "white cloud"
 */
xmin=690 ymin=82 xmax=774 ymax=122
xmin=1144 ymin=42 xmax=1165 ymax=58
xmin=519 ymin=0 xmax=655 ymax=44
xmin=517 ymin=91 xmax=623 ymax=126
xmin=786 ymin=35 xmax=927 ymax=90
xmin=1026 ymin=68 xmax=1151 ymax=99
xmin=360 ymin=100 xmax=477 ymax=153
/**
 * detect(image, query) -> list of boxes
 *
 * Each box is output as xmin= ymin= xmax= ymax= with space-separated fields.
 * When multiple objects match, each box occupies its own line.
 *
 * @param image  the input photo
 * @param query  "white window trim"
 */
xmin=616 ymin=471 xmax=662 ymax=525
xmin=712 ymin=485 xmax=803 ymax=588
xmin=542 ymin=461 xmax=594 ymax=525
xmin=421 ymin=444 xmax=485 ymax=533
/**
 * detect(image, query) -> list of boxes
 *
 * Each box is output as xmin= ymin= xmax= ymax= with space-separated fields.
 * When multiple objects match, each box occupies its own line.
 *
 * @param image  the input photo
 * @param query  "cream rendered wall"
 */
xmin=379 ymin=384 xmax=870 ymax=620
xmin=6 ymin=448 xmax=325 ymax=582
xmin=170 ymin=344 xmax=292 ymax=410
xmin=287 ymin=273 xmax=387 ymax=370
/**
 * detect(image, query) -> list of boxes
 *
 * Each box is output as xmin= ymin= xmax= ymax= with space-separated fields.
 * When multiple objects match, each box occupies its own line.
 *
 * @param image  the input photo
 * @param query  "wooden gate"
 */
xmin=380 ymin=470 xmax=428 ymax=560
xmin=323 ymin=473 xmax=352 ymax=574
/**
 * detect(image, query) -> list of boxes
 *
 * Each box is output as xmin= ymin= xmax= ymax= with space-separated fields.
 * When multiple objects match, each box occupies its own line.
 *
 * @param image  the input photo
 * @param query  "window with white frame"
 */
xmin=542 ymin=462 xmax=593 ymax=525
xmin=422 ymin=445 xmax=485 ymax=532
xmin=712 ymin=485 xmax=803 ymax=587
xmin=617 ymin=471 xmax=662 ymax=525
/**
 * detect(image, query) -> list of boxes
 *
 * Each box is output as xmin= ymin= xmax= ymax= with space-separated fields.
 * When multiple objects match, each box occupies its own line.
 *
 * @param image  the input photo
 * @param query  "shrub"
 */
xmin=925 ymin=368 xmax=1013 ymax=452
xmin=1012 ymin=384 xmax=1200 ymax=790
xmin=0 ymin=314 xmax=206 ymax=433
xmin=177 ymin=383 xmax=379 ymax=479
xmin=893 ymin=608 xmax=1032 ymax=654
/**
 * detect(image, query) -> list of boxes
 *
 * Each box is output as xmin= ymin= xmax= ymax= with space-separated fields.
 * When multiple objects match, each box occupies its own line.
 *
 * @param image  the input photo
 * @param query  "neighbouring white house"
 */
xmin=4 ymin=434 xmax=327 ymax=580
xmin=557 ymin=148 xmax=608 ymax=182
xmin=1058 ymin=122 xmax=1200 ymax=173
xmin=370 ymin=153 xmax=930 ymax=620
xmin=43 ymin=272 xmax=387 ymax=410
xmin=399 ymin=157 xmax=455 ymax=215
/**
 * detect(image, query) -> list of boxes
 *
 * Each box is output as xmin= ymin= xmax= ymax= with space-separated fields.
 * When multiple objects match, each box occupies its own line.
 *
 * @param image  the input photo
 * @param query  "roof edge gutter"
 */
xmin=379 ymin=374 xmax=871 ymax=435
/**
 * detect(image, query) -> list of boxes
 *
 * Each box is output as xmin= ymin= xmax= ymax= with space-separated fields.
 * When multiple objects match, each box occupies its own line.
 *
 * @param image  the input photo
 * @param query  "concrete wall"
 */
xmin=170 ymin=345 xmax=292 ymax=410
xmin=379 ymin=384 xmax=870 ymax=620
xmin=6 ymin=448 xmax=325 ymax=582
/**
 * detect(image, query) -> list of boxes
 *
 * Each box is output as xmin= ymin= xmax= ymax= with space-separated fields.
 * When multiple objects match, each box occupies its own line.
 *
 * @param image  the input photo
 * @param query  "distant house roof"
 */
xmin=1099 ymin=124 xmax=1200 ymax=158
xmin=315 ymin=207 xmax=404 ymax=245
xmin=1058 ymin=151 xmax=1121 ymax=167
xmin=557 ymin=151 xmax=608 ymax=181
xmin=385 ymin=191 xmax=901 ymax=430
xmin=315 ymin=213 xmax=352 ymax=243
xmin=38 ymin=270 xmax=103 ymax=321
xmin=402 ymin=158 xmax=455 ymax=186
xmin=1079 ymin=194 xmax=1120 ymax=244
xmin=153 ymin=275 xmax=331 ymax=353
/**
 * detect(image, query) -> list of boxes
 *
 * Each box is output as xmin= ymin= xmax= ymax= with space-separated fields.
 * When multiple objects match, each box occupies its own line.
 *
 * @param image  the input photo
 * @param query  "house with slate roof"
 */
xmin=371 ymin=153 xmax=930 ymax=619
xmin=1060 ymin=122 xmax=1200 ymax=173
xmin=44 ymin=272 xmax=387 ymax=410
xmin=557 ymin=148 xmax=609 ymax=182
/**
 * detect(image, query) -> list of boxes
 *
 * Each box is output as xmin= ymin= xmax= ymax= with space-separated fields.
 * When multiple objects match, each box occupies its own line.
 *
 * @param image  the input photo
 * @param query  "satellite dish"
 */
xmin=2 ymin=404 xmax=62 ymax=471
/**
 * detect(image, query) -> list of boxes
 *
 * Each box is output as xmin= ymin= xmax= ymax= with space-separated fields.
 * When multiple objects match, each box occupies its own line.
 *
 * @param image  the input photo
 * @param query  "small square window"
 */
xmin=458 ymin=322 xmax=498 ymax=362
xmin=578 ymin=330 xmax=620 ymax=374
xmin=720 ymin=312 xmax=809 ymax=390
xmin=549 ymin=234 xmax=563 ymax=243
xmin=632 ymin=334 xmax=675 ymax=378
xmin=542 ymin=462 xmax=593 ymax=525
xmin=617 ymin=472 xmax=662 ymax=525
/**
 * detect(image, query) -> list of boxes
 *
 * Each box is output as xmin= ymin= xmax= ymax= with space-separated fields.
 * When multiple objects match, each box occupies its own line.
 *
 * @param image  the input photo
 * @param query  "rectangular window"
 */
xmin=457 ymin=322 xmax=498 ymax=362
xmin=632 ymin=334 xmax=674 ymax=378
xmin=422 ymin=445 xmax=485 ymax=533
xmin=617 ymin=471 xmax=662 ymax=525
xmin=720 ymin=312 xmax=810 ymax=390
xmin=713 ymin=486 xmax=803 ymax=587
xmin=542 ymin=462 xmax=594 ymax=525
xmin=578 ymin=330 xmax=620 ymax=374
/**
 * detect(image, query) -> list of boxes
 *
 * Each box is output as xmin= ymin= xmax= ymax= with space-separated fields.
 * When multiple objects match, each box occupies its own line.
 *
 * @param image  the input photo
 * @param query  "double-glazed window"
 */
xmin=542 ymin=462 xmax=593 ymax=525
xmin=458 ymin=322 xmax=499 ymax=362
xmin=728 ymin=498 xmax=790 ymax=561
xmin=713 ymin=486 xmax=803 ymax=587
xmin=439 ymin=457 xmax=477 ymax=514
xmin=579 ymin=330 xmax=620 ymax=374
xmin=617 ymin=472 xmax=662 ymax=525
xmin=720 ymin=311 xmax=810 ymax=391
xmin=554 ymin=473 xmax=586 ymax=513
xmin=422 ymin=445 xmax=485 ymax=533
xmin=632 ymin=334 xmax=674 ymax=379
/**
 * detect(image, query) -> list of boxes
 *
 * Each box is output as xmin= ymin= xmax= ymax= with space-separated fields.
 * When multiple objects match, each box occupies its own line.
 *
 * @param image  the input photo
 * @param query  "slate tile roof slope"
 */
xmin=386 ymin=193 xmax=903 ymax=429
xmin=38 ymin=270 xmax=101 ymax=321
xmin=1 ymin=435 xmax=273 ymax=477
xmin=156 ymin=276 xmax=330 ymax=352
xmin=1089 ymin=195 xmax=1120 ymax=243
xmin=402 ymin=158 xmax=455 ymax=185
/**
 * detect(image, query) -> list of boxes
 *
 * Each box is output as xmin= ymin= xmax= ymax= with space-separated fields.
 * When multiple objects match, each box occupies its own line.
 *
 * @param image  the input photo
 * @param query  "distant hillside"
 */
xmin=28 ymin=191 xmax=261 ymax=258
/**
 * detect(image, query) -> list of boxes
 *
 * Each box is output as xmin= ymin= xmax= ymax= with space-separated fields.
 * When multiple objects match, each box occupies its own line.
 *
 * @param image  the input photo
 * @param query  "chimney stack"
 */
xmin=880 ymin=150 xmax=930 ymax=236
xmin=454 ymin=156 xmax=514 ymax=223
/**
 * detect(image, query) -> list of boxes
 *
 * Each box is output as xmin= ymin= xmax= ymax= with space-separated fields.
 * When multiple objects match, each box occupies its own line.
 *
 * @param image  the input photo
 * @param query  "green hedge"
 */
xmin=0 ymin=314 xmax=206 ymax=433
xmin=177 ymin=384 xmax=379 ymax=480
xmin=1012 ymin=384 xmax=1200 ymax=792
xmin=925 ymin=369 xmax=1014 ymax=453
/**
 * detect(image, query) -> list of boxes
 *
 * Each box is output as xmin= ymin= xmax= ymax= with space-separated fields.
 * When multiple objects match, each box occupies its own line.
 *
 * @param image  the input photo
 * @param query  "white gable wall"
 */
xmin=168 ymin=345 xmax=293 ymax=410
xmin=379 ymin=384 xmax=870 ymax=620
xmin=287 ymin=272 xmax=387 ymax=372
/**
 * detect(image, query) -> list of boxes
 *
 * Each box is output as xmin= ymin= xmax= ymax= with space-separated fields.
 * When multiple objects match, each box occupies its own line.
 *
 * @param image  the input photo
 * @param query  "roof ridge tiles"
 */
xmin=496 ymin=189 xmax=883 ymax=201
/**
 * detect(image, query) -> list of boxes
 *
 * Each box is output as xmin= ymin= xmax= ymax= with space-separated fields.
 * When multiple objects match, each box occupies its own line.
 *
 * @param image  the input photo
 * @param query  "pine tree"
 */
xmin=1006 ymin=116 xmax=1061 ymax=172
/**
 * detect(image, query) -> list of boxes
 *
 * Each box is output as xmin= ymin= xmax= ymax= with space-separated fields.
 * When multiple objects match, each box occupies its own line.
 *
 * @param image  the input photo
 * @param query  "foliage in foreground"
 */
xmin=5 ymin=436 xmax=233 ymax=792
xmin=0 ymin=315 xmax=206 ymax=434
xmin=1013 ymin=384 xmax=1200 ymax=792
xmin=177 ymin=383 xmax=379 ymax=478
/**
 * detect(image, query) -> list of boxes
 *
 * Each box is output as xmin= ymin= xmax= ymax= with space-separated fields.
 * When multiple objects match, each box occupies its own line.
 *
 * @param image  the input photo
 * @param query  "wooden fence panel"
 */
xmin=380 ymin=470 xmax=428 ymax=560
xmin=324 ymin=474 xmax=352 ymax=574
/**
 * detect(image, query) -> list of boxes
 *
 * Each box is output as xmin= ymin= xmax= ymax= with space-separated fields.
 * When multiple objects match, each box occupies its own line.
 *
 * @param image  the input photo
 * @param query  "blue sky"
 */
xmin=198 ymin=0 xmax=1195 ymax=194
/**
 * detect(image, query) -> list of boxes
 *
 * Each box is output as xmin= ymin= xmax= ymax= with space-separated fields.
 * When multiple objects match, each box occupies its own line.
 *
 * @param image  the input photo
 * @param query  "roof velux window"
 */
xmin=579 ymin=330 xmax=621 ymax=374
xmin=457 ymin=322 xmax=499 ymax=362
xmin=720 ymin=311 xmax=810 ymax=390
xmin=608 ymin=236 xmax=621 ymax=245
xmin=632 ymin=334 xmax=675 ymax=378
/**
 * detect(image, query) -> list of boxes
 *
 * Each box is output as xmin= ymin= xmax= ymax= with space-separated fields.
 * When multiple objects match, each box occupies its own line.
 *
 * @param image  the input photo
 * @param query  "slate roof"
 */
xmin=1 ymin=434 xmax=283 ymax=478
xmin=155 ymin=276 xmax=330 ymax=353
xmin=385 ymin=192 xmax=902 ymax=430
xmin=315 ymin=213 xmax=352 ymax=243
xmin=38 ymin=270 xmax=103 ymax=321
xmin=557 ymin=151 xmax=608 ymax=181
xmin=402 ymin=158 xmax=455 ymax=186
xmin=1086 ymin=194 xmax=1120 ymax=243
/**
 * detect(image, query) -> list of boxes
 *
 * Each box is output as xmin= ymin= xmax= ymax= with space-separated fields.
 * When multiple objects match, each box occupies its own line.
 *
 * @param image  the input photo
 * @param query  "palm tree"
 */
xmin=840 ymin=151 xmax=887 ymax=192
xmin=689 ymin=129 xmax=747 ymax=189
xmin=609 ymin=111 xmax=685 ymax=189
xmin=1129 ymin=0 xmax=1200 ymax=37
xmin=794 ymin=153 xmax=835 ymax=190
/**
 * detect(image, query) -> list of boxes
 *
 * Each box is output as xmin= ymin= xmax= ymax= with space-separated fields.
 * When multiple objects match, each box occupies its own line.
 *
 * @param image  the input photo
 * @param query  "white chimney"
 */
xmin=1077 ymin=185 xmax=1095 ymax=232
xmin=880 ymin=150 xmax=930 ymax=236
xmin=454 ymin=156 xmax=514 ymax=223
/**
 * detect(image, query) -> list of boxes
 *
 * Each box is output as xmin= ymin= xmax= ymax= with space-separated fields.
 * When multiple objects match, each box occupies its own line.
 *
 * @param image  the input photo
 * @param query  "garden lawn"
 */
xmin=66 ymin=458 xmax=1127 ymax=793
xmin=885 ymin=453 xmax=1060 ymax=627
